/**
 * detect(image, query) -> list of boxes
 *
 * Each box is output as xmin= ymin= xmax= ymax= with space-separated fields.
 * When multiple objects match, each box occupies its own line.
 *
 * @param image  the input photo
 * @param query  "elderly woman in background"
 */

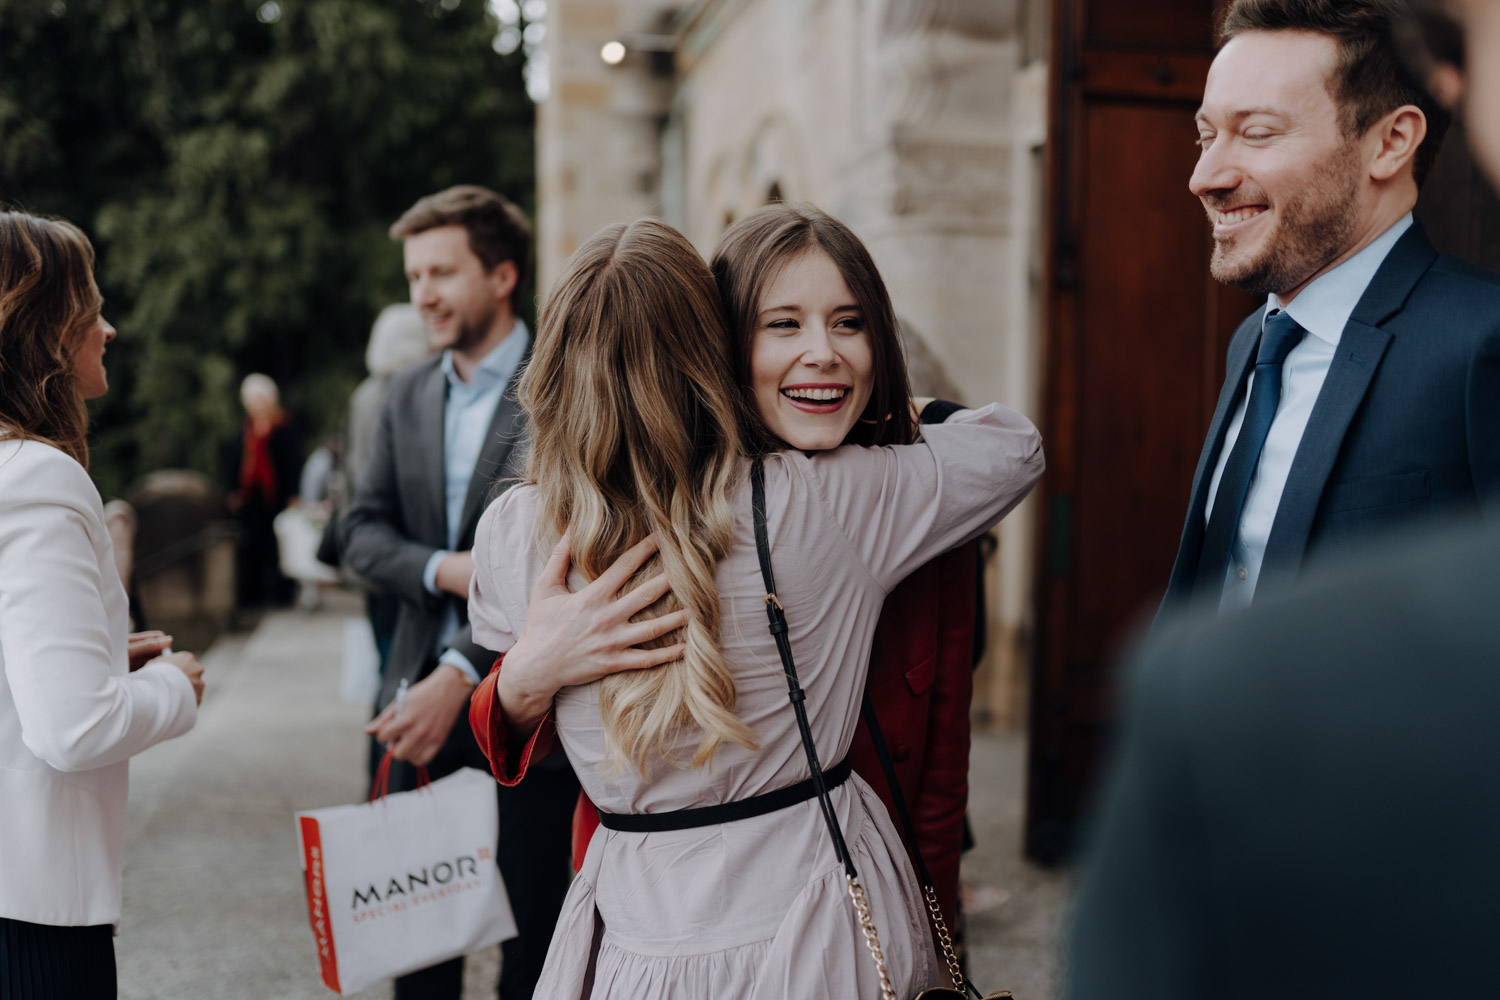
xmin=0 ymin=210 xmax=205 ymax=997
xmin=227 ymin=371 xmax=301 ymax=610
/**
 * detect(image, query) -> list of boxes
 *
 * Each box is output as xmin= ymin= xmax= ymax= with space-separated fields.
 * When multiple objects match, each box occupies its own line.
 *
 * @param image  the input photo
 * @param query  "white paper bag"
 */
xmin=275 ymin=506 xmax=340 ymax=584
xmin=339 ymin=617 xmax=382 ymax=706
xmin=295 ymin=767 xmax=517 ymax=995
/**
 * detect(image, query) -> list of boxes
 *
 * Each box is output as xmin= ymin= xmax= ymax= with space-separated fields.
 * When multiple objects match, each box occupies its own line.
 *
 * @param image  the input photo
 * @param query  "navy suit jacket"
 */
xmin=1162 ymin=221 xmax=1500 ymax=611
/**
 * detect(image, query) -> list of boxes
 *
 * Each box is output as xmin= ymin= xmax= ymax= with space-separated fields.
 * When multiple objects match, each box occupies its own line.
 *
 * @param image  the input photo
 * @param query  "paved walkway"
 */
xmin=117 ymin=590 xmax=1066 ymax=998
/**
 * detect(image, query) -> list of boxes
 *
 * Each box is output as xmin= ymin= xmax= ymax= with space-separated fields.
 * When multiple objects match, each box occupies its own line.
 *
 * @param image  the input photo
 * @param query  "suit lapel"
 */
xmin=457 ymin=350 xmax=530 ymax=546
xmin=416 ymin=362 xmax=450 ymax=546
xmin=1260 ymin=223 xmax=1438 ymax=584
xmin=1261 ymin=323 xmax=1392 ymax=580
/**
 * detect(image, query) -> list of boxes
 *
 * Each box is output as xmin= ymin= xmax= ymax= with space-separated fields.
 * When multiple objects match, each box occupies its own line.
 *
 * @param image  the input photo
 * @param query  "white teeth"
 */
xmin=783 ymin=387 xmax=847 ymax=402
xmin=1219 ymin=207 xmax=1263 ymax=225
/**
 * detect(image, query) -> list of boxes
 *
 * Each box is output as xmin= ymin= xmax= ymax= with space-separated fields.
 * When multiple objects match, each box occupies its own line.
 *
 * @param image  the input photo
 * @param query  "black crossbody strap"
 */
xmin=753 ymin=458 xmax=991 ymax=999
xmin=859 ymin=693 xmax=937 ymax=888
xmin=751 ymin=458 xmax=855 ymax=878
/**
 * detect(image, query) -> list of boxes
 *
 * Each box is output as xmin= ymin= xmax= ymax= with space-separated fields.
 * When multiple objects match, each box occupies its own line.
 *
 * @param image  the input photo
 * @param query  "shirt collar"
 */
xmin=440 ymin=318 xmax=530 ymax=390
xmin=1265 ymin=213 xmax=1413 ymax=346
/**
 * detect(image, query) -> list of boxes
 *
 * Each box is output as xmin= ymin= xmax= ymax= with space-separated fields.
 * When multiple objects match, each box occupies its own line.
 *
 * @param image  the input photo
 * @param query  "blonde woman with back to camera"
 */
xmin=0 ymin=210 xmax=205 ymax=997
xmin=466 ymin=217 xmax=1042 ymax=998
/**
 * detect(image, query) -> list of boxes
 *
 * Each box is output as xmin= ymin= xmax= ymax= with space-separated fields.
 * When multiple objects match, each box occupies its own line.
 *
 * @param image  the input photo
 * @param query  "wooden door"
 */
xmin=1026 ymin=0 xmax=1258 ymax=864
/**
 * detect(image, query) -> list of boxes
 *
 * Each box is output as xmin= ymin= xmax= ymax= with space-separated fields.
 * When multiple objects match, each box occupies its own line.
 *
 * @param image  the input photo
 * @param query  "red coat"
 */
xmin=470 ymin=542 xmax=979 ymax=938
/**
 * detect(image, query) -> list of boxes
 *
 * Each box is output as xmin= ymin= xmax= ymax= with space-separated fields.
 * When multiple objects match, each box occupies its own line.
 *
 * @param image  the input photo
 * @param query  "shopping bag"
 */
xmin=339 ymin=617 xmax=382 ymax=706
xmin=275 ymin=506 xmax=340 ymax=584
xmin=295 ymin=763 xmax=517 ymax=995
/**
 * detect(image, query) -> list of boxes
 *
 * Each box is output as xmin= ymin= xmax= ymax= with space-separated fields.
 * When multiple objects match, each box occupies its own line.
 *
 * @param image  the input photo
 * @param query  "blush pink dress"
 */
xmin=469 ymin=404 xmax=1044 ymax=999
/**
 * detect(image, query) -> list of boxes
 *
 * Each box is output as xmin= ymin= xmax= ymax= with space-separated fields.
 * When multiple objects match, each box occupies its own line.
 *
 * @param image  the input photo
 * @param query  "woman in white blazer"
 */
xmin=0 ymin=211 xmax=206 ymax=997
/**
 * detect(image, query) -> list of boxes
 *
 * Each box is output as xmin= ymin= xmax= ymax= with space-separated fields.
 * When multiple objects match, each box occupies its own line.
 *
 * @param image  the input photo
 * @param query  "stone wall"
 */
xmin=536 ymin=0 xmax=676 ymax=293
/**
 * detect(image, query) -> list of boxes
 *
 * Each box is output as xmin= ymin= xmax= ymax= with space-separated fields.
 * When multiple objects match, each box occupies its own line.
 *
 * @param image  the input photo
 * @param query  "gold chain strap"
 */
xmin=847 ymin=874 xmax=899 ymax=1000
xmin=924 ymin=884 xmax=966 ymax=992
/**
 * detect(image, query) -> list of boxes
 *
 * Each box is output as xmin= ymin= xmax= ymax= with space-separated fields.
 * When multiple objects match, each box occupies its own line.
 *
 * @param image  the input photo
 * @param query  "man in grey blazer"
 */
xmin=341 ymin=186 xmax=578 ymax=1000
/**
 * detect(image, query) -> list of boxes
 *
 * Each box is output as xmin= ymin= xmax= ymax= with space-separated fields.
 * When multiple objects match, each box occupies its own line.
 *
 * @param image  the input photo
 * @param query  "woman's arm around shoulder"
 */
xmin=805 ymin=402 xmax=1044 ymax=591
xmin=0 ymin=443 xmax=196 ymax=772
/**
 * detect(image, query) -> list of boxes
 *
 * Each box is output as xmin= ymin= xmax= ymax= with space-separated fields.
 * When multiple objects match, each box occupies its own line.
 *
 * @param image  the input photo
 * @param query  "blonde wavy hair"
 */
xmin=520 ymin=218 xmax=760 ymax=775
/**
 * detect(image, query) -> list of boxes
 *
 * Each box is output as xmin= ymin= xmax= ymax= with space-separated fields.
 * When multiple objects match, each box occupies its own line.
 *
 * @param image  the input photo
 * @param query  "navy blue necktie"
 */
xmin=1194 ymin=311 xmax=1306 ymax=600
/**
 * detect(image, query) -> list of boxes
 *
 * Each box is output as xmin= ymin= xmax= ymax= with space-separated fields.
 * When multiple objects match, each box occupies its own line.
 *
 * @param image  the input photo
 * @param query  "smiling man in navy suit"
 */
xmin=1067 ymin=5 xmax=1500 ymax=996
xmin=1162 ymin=0 xmax=1500 ymax=616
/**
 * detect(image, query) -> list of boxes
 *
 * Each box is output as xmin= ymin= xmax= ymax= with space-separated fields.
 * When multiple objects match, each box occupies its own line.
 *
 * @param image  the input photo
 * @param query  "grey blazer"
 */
xmin=341 ymin=351 xmax=529 ymax=712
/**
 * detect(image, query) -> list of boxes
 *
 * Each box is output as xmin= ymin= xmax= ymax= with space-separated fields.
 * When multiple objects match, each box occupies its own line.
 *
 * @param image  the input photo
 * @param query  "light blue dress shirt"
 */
xmin=1205 ymin=213 xmax=1412 ymax=611
xmin=421 ymin=320 xmax=530 ymax=680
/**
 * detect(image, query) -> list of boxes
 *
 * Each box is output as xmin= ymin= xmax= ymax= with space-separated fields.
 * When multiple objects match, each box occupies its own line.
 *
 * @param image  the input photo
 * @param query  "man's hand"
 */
xmin=128 ymin=631 xmax=175 ymax=672
xmin=498 ymin=533 xmax=688 ymax=732
xmin=435 ymin=550 xmax=475 ymax=597
xmin=364 ymin=665 xmax=474 ymax=766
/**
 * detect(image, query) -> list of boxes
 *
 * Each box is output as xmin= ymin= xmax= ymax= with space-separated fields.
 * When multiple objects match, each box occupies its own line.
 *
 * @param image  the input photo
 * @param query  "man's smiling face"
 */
xmin=1190 ymin=30 xmax=1367 ymax=298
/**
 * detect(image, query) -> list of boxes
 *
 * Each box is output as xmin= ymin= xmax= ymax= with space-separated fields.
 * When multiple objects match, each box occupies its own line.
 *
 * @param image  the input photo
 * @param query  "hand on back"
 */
xmin=499 ymin=533 xmax=687 ymax=723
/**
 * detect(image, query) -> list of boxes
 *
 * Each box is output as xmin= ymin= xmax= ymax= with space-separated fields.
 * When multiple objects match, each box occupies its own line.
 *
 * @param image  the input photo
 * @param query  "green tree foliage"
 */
xmin=0 ymin=0 xmax=534 ymax=497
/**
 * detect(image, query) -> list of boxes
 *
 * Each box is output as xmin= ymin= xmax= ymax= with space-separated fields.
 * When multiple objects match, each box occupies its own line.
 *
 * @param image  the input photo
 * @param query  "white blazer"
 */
xmin=0 ymin=439 xmax=197 ymax=929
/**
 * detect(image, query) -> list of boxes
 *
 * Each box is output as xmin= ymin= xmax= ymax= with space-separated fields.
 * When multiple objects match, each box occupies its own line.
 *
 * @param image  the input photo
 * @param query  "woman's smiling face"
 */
xmin=749 ymin=248 xmax=874 ymax=451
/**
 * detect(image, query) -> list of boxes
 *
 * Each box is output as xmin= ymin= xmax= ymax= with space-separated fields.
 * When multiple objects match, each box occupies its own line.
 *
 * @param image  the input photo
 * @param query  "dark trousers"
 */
xmin=235 ymin=496 xmax=293 ymax=609
xmin=386 ymin=713 xmax=579 ymax=1000
xmin=0 ymin=917 xmax=116 ymax=999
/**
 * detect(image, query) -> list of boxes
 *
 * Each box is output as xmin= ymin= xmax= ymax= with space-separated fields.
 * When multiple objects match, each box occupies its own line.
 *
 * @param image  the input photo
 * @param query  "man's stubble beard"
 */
xmin=1208 ymin=141 xmax=1362 ymax=297
xmin=450 ymin=301 xmax=503 ymax=355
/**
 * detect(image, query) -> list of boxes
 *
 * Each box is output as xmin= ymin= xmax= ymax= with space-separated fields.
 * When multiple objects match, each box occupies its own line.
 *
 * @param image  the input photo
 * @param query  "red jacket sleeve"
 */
xmin=468 ymin=654 xmax=560 ymax=786
xmin=849 ymin=541 xmax=978 ymax=939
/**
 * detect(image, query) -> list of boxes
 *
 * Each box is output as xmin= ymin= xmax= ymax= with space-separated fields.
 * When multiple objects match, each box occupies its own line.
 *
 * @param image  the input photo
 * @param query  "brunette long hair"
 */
xmin=710 ymin=202 xmax=917 ymax=452
xmin=0 ymin=211 xmax=100 ymax=467
xmin=520 ymin=218 xmax=759 ymax=774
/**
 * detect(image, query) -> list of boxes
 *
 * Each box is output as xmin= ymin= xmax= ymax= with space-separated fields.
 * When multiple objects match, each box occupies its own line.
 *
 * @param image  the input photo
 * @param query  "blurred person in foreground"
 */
xmin=1067 ymin=3 xmax=1500 ymax=996
xmin=226 ymin=371 xmax=301 ymax=610
xmin=0 ymin=210 xmax=205 ymax=996
xmin=1160 ymin=0 xmax=1500 ymax=619
xmin=340 ymin=186 xmax=577 ymax=1000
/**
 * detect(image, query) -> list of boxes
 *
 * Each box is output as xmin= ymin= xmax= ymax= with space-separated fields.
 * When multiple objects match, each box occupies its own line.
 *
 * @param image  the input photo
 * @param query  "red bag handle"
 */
xmin=369 ymin=750 xmax=431 ymax=803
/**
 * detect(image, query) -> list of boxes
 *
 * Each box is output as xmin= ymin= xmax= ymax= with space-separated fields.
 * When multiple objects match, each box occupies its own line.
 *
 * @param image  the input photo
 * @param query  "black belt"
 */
xmin=595 ymin=757 xmax=852 ymax=832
